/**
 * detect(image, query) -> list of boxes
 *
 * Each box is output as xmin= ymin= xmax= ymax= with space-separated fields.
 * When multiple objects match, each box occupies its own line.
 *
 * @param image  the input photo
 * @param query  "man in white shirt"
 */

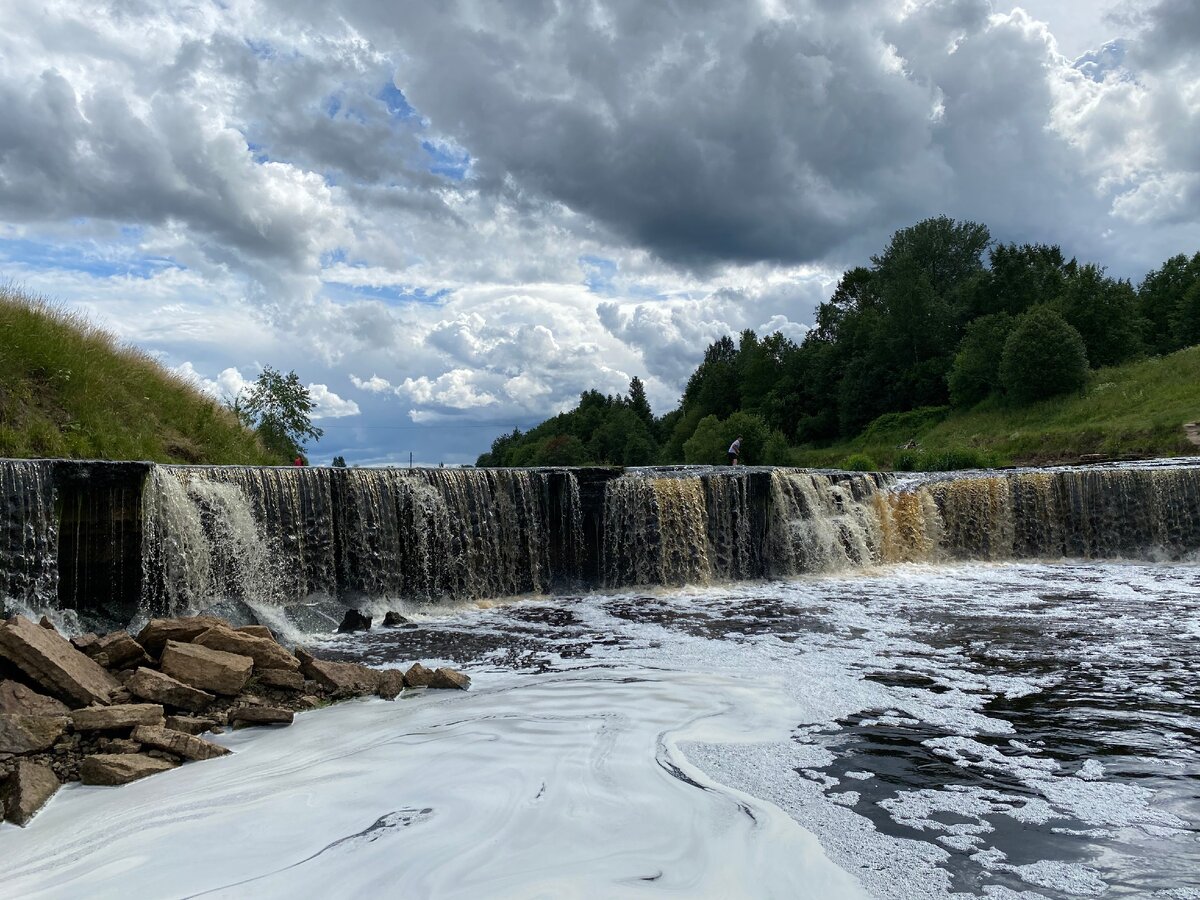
xmin=727 ymin=436 xmax=742 ymax=466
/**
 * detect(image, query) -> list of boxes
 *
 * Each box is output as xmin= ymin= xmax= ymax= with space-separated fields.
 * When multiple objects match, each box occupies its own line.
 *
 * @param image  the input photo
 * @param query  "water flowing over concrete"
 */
xmin=2 ymin=459 xmax=1199 ymax=624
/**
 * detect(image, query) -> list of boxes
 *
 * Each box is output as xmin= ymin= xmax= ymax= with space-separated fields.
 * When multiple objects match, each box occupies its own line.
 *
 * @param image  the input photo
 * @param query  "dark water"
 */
xmin=327 ymin=561 xmax=1200 ymax=899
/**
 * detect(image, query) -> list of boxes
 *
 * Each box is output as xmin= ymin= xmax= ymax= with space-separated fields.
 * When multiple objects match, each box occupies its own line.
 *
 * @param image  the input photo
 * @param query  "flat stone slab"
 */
xmin=80 ymin=753 xmax=178 ymax=786
xmin=194 ymin=625 xmax=300 ymax=672
xmin=131 ymin=725 xmax=231 ymax=762
xmin=126 ymin=667 xmax=215 ymax=713
xmin=0 ymin=680 xmax=70 ymax=717
xmin=0 ymin=714 xmax=68 ymax=754
xmin=160 ymin=641 xmax=253 ymax=696
xmin=83 ymin=631 xmax=151 ymax=671
xmin=229 ymin=706 xmax=294 ymax=727
xmin=135 ymin=616 xmax=229 ymax=656
xmin=234 ymin=625 xmax=275 ymax=641
xmin=296 ymin=649 xmax=380 ymax=695
xmin=0 ymin=615 xmax=120 ymax=707
xmin=2 ymin=759 xmax=61 ymax=826
xmin=72 ymin=703 xmax=165 ymax=732
xmin=164 ymin=715 xmax=218 ymax=735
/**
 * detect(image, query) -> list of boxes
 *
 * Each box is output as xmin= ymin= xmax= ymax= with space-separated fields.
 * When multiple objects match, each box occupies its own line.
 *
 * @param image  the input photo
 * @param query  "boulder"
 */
xmin=38 ymin=616 xmax=56 ymax=632
xmin=2 ymin=759 xmax=60 ymax=826
xmin=164 ymin=715 xmax=217 ymax=735
xmin=229 ymin=706 xmax=294 ymax=727
xmin=135 ymin=616 xmax=229 ymax=656
xmin=295 ymin=648 xmax=380 ymax=695
xmin=336 ymin=609 xmax=372 ymax=633
xmin=0 ymin=714 xmax=69 ymax=754
xmin=72 ymin=703 xmax=164 ymax=732
xmin=235 ymin=625 xmax=276 ymax=641
xmin=160 ymin=641 xmax=252 ymax=696
xmin=382 ymin=611 xmax=408 ymax=627
xmin=0 ymin=679 xmax=69 ymax=717
xmin=130 ymin=725 xmax=231 ymax=762
xmin=80 ymin=753 xmax=177 ymax=786
xmin=83 ymin=632 xmax=151 ymax=671
xmin=194 ymin=625 xmax=300 ymax=672
xmin=376 ymin=669 xmax=406 ymax=701
xmin=429 ymin=668 xmax=471 ymax=690
xmin=256 ymin=669 xmax=305 ymax=691
xmin=0 ymin=615 xmax=120 ymax=707
xmin=403 ymin=662 xmax=435 ymax=688
xmin=126 ymin=667 xmax=215 ymax=713
xmin=70 ymin=633 xmax=101 ymax=653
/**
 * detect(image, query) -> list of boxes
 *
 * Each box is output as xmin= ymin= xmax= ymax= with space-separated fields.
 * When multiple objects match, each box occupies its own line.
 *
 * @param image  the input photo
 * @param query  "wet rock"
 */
xmin=131 ymin=725 xmax=231 ymax=762
xmin=0 ymin=714 xmax=69 ymax=754
xmin=382 ymin=611 xmax=408 ymax=627
xmin=80 ymin=753 xmax=177 ymax=785
xmin=376 ymin=669 xmax=406 ymax=701
xmin=0 ymin=615 xmax=121 ymax=707
xmin=256 ymin=669 xmax=305 ymax=691
xmin=83 ymin=632 xmax=151 ymax=671
xmin=229 ymin=706 xmax=294 ymax=727
xmin=0 ymin=679 xmax=70 ymax=717
xmin=194 ymin=625 xmax=300 ymax=672
xmin=295 ymin=648 xmax=381 ymax=695
xmin=336 ymin=609 xmax=372 ymax=633
xmin=70 ymin=633 xmax=100 ymax=653
xmin=403 ymin=662 xmax=435 ymax=688
xmin=2 ymin=759 xmax=60 ymax=826
xmin=160 ymin=641 xmax=252 ymax=696
xmin=296 ymin=695 xmax=323 ymax=710
xmin=126 ymin=668 xmax=215 ymax=713
xmin=135 ymin=616 xmax=229 ymax=656
xmin=38 ymin=616 xmax=56 ymax=632
xmin=235 ymin=625 xmax=275 ymax=641
xmin=72 ymin=703 xmax=164 ymax=732
xmin=429 ymin=668 xmax=471 ymax=690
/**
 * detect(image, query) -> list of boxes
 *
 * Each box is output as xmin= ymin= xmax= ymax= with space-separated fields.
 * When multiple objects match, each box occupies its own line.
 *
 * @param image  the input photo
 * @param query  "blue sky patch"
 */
xmin=378 ymin=82 xmax=418 ymax=120
xmin=421 ymin=140 xmax=470 ymax=180
xmin=580 ymin=255 xmax=618 ymax=294
xmin=0 ymin=237 xmax=181 ymax=280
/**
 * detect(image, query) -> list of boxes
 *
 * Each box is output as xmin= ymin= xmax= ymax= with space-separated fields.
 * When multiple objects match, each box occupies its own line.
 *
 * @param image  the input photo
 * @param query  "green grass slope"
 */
xmin=793 ymin=345 xmax=1200 ymax=470
xmin=0 ymin=287 xmax=277 ymax=464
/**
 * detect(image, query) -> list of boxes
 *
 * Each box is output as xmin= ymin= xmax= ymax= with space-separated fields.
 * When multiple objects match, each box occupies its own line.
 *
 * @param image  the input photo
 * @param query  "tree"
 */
xmin=530 ymin=434 xmax=589 ymax=466
xmin=999 ymin=307 xmax=1088 ymax=403
xmin=1138 ymin=252 xmax=1200 ymax=354
xmin=1055 ymin=264 xmax=1143 ymax=368
xmin=236 ymin=366 xmax=323 ymax=461
xmin=683 ymin=336 xmax=740 ymax=419
xmin=682 ymin=411 xmax=771 ymax=465
xmin=331 ymin=455 xmax=347 ymax=467
xmin=627 ymin=376 xmax=653 ymax=427
xmin=947 ymin=313 xmax=1014 ymax=407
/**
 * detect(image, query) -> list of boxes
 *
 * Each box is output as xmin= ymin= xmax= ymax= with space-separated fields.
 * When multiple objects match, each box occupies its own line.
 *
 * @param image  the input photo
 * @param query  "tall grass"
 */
xmin=0 ymin=286 xmax=277 ymax=464
xmin=795 ymin=346 xmax=1200 ymax=470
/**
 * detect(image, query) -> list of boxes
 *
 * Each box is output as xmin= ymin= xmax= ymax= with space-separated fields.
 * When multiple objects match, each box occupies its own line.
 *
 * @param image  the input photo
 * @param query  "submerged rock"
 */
xmin=382 ymin=612 xmax=408 ymax=627
xmin=159 ymin=641 xmax=253 ymax=696
xmin=2 ymin=758 xmax=60 ymax=826
xmin=80 ymin=753 xmax=177 ymax=785
xmin=336 ymin=609 xmax=373 ymax=633
xmin=0 ymin=615 xmax=121 ymax=707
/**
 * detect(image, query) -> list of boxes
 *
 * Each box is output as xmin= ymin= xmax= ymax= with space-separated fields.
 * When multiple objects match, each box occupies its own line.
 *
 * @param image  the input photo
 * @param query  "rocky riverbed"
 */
xmin=0 ymin=612 xmax=468 ymax=826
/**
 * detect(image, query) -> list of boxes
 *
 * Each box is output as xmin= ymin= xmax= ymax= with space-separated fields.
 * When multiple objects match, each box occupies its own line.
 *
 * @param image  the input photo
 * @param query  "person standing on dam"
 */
xmin=727 ymin=436 xmax=742 ymax=466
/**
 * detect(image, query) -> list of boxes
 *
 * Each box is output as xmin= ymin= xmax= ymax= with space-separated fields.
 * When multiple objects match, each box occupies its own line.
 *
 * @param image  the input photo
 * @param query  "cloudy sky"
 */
xmin=1 ymin=0 xmax=1197 ymax=464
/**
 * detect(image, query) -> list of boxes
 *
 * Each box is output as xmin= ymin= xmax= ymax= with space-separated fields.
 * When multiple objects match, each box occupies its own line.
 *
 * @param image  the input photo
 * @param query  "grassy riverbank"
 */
xmin=792 ymin=345 xmax=1200 ymax=470
xmin=0 ymin=287 xmax=276 ymax=464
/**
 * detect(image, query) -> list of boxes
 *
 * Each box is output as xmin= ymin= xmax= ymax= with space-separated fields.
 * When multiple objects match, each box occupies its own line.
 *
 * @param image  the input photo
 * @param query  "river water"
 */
xmin=1 ymin=561 xmax=1197 ymax=898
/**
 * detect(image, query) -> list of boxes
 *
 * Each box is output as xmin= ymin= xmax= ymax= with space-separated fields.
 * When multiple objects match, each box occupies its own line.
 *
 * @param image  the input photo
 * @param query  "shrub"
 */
xmin=948 ymin=313 xmax=1014 ymax=407
xmin=1000 ymin=307 xmax=1089 ymax=403
xmin=682 ymin=411 xmax=771 ymax=465
xmin=839 ymin=453 xmax=879 ymax=472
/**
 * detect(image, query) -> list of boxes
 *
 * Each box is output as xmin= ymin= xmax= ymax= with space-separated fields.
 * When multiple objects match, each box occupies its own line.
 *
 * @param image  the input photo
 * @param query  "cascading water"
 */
xmin=768 ymin=471 xmax=888 ymax=575
xmin=603 ymin=474 xmax=713 ymax=587
xmin=0 ymin=460 xmax=58 ymax=615
xmin=140 ymin=465 xmax=584 ymax=617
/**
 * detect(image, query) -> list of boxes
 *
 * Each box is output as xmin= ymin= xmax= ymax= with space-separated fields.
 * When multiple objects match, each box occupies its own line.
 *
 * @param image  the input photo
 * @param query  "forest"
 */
xmin=477 ymin=217 xmax=1200 ymax=469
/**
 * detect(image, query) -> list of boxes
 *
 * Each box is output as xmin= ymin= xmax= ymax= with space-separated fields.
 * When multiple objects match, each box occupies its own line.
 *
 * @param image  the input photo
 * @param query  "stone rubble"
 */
xmin=0 ymin=612 xmax=472 ymax=827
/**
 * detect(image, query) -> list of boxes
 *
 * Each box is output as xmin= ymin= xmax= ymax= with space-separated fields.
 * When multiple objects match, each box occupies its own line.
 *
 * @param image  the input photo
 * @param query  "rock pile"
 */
xmin=0 ymin=614 xmax=470 ymax=827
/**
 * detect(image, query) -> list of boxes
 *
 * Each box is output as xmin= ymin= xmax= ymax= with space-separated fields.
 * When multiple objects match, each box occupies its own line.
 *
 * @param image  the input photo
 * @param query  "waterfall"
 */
xmin=4 ymin=459 xmax=1200 ymax=623
xmin=141 ymin=465 xmax=583 ymax=616
xmin=0 ymin=460 xmax=58 ymax=615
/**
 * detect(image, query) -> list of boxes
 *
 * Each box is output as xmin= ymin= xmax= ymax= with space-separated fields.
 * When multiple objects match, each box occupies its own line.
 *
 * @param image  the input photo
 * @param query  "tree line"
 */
xmin=478 ymin=216 xmax=1200 ymax=467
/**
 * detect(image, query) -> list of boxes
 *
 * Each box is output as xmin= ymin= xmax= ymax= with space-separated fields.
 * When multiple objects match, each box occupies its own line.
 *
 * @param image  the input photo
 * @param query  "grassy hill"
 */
xmin=792 ymin=345 xmax=1200 ymax=470
xmin=0 ymin=287 xmax=277 ymax=464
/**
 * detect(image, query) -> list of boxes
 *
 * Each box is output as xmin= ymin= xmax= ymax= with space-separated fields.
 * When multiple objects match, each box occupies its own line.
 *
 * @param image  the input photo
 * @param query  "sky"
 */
xmin=0 ymin=0 xmax=1198 ymax=465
